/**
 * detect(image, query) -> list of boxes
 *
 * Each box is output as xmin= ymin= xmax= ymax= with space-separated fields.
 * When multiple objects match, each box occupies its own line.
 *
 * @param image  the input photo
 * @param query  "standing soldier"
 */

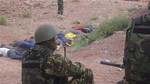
xmin=22 ymin=24 xmax=94 ymax=84
xmin=148 ymin=0 xmax=150 ymax=9
xmin=57 ymin=0 xmax=64 ymax=17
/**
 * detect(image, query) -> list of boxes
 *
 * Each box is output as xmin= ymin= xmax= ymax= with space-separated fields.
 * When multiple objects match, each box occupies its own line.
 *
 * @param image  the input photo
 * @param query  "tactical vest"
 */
xmin=22 ymin=47 xmax=52 ymax=84
xmin=124 ymin=14 xmax=150 ymax=84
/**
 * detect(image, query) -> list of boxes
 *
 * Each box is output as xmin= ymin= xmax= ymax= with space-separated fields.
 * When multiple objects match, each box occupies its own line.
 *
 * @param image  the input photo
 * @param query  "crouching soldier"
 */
xmin=22 ymin=24 xmax=94 ymax=84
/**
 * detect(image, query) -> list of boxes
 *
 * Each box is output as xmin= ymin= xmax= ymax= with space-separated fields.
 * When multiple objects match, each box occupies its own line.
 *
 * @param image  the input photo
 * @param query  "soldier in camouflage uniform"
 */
xmin=122 ymin=13 xmax=150 ymax=84
xmin=57 ymin=0 xmax=64 ymax=15
xmin=22 ymin=24 xmax=94 ymax=84
xmin=148 ymin=0 xmax=150 ymax=9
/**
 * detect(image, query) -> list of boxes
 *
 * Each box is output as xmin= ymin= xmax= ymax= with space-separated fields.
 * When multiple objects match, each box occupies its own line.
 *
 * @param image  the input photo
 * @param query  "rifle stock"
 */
xmin=100 ymin=60 xmax=124 ymax=68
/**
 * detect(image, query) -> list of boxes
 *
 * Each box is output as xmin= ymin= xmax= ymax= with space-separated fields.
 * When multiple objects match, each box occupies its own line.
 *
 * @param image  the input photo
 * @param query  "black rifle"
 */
xmin=100 ymin=60 xmax=124 ymax=68
xmin=64 ymin=45 xmax=66 ymax=58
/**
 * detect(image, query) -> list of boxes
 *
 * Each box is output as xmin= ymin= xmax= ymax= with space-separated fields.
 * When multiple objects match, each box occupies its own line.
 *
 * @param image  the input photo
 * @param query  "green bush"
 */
xmin=127 ymin=7 xmax=137 ymax=12
xmin=71 ymin=15 xmax=129 ymax=51
xmin=0 ymin=15 xmax=7 ymax=25
xmin=22 ymin=11 xmax=32 ymax=18
xmin=90 ymin=17 xmax=98 ymax=21
xmin=71 ymin=21 xmax=81 ymax=25
xmin=88 ymin=15 xmax=129 ymax=43
xmin=71 ymin=38 xmax=88 ymax=52
xmin=72 ymin=0 xmax=80 ymax=2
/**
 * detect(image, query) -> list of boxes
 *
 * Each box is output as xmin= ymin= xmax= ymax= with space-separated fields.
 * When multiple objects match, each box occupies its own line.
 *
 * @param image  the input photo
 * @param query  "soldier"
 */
xmin=22 ymin=24 xmax=94 ymax=84
xmin=57 ymin=0 xmax=64 ymax=17
xmin=148 ymin=0 xmax=150 ymax=9
xmin=122 ymin=13 xmax=150 ymax=84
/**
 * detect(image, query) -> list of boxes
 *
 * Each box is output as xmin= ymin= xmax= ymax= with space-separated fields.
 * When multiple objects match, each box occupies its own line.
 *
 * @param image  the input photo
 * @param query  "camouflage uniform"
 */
xmin=22 ymin=45 xmax=94 ymax=84
xmin=57 ymin=0 xmax=64 ymax=15
xmin=148 ymin=0 xmax=150 ymax=9
xmin=123 ymin=13 xmax=150 ymax=84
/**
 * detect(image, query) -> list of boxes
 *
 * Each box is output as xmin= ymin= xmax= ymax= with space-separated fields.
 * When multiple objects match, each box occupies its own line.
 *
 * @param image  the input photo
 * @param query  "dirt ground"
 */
xmin=0 ymin=0 xmax=149 ymax=84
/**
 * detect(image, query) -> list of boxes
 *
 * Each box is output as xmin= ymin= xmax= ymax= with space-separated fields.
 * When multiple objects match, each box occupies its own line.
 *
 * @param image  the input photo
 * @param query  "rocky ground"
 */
xmin=0 ymin=0 xmax=149 ymax=84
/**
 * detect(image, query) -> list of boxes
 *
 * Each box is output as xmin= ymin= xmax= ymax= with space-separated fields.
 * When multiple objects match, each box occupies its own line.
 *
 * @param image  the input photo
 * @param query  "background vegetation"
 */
xmin=0 ymin=15 xmax=7 ymax=25
xmin=71 ymin=14 xmax=130 ymax=52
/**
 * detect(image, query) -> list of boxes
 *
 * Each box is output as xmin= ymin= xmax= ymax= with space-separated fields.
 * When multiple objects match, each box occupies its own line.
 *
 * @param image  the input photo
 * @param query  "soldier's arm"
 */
xmin=44 ymin=54 xmax=85 ymax=77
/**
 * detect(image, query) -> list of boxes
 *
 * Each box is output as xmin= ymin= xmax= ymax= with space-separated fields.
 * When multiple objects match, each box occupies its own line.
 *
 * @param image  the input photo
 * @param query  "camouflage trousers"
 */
xmin=68 ymin=68 xmax=94 ymax=84
xmin=57 ymin=0 xmax=63 ymax=15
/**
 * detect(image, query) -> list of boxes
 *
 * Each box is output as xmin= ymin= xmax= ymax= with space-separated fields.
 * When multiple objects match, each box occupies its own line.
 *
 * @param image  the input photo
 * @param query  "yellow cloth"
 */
xmin=65 ymin=33 xmax=76 ymax=39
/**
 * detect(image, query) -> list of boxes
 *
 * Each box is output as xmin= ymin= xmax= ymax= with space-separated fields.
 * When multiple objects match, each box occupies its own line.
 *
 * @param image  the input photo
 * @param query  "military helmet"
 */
xmin=34 ymin=24 xmax=58 ymax=43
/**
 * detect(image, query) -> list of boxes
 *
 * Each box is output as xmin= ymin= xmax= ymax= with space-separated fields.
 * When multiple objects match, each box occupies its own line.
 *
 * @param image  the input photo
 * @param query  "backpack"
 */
xmin=22 ymin=46 xmax=68 ymax=84
xmin=123 ymin=14 xmax=150 ymax=84
xmin=22 ymin=47 xmax=52 ymax=84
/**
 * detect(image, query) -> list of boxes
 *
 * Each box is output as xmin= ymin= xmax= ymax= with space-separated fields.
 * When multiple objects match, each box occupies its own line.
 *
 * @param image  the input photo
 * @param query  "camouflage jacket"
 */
xmin=22 ymin=45 xmax=85 ymax=84
xmin=123 ymin=13 xmax=150 ymax=84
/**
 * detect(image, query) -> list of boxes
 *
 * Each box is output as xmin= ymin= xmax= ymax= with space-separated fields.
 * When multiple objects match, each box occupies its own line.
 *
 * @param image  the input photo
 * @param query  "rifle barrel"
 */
xmin=100 ymin=60 xmax=124 ymax=68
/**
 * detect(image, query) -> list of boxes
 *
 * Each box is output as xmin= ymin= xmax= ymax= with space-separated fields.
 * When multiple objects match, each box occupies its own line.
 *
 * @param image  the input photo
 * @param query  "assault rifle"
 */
xmin=100 ymin=60 xmax=125 ymax=69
